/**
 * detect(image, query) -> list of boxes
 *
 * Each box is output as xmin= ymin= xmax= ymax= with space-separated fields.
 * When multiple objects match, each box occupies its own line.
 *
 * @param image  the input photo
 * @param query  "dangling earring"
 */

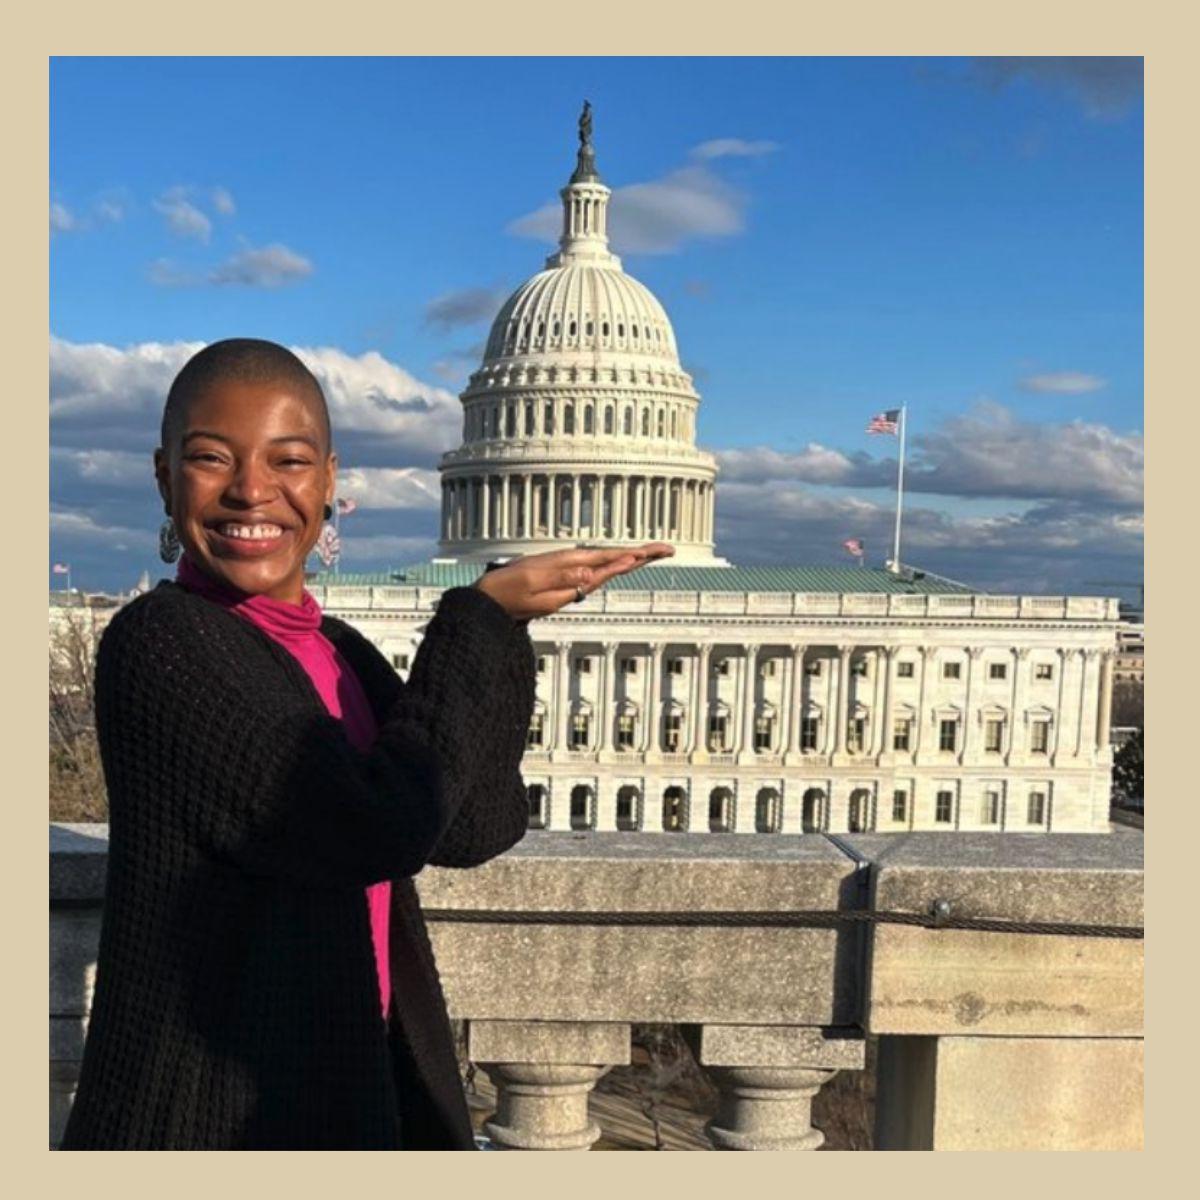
xmin=323 ymin=502 xmax=333 ymax=521
xmin=159 ymin=517 xmax=181 ymax=563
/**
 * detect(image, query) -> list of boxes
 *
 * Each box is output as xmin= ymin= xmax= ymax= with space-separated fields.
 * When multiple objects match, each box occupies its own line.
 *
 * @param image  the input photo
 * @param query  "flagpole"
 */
xmin=891 ymin=405 xmax=907 ymax=573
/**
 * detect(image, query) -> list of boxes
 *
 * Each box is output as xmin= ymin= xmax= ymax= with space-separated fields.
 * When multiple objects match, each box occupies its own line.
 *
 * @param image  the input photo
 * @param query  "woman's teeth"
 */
xmin=218 ymin=523 xmax=283 ymax=540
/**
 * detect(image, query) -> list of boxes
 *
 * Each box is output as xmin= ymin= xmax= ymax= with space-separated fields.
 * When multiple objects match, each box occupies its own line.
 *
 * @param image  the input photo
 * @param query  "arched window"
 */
xmin=848 ymin=788 xmax=872 ymax=833
xmin=564 ymin=403 xmax=575 ymax=435
xmin=709 ymin=787 xmax=734 ymax=833
xmin=623 ymin=406 xmax=633 ymax=435
xmin=755 ymin=788 xmax=781 ymax=833
xmin=632 ymin=324 xmax=639 ymax=339
xmin=544 ymin=400 xmax=555 ymax=435
xmin=642 ymin=409 xmax=650 ymax=436
xmin=604 ymin=406 xmax=614 ymax=434
xmin=586 ymin=319 xmax=594 ymax=337
xmin=616 ymin=786 xmax=641 ymax=832
xmin=569 ymin=319 xmax=577 ymax=338
xmin=671 ymin=410 xmax=677 ymax=439
xmin=662 ymin=786 xmax=687 ymax=833
xmin=505 ymin=405 xmax=515 ymax=437
xmin=584 ymin=405 xmax=594 ymax=434
xmin=527 ymin=784 xmax=548 ymax=830
xmin=525 ymin=401 xmax=534 ymax=436
xmin=657 ymin=410 xmax=665 ymax=437
xmin=602 ymin=320 xmax=610 ymax=338
xmin=617 ymin=322 xmax=624 ymax=338
xmin=553 ymin=319 xmax=561 ymax=338
xmin=802 ymin=788 xmax=825 ymax=833
xmin=570 ymin=784 xmax=594 ymax=831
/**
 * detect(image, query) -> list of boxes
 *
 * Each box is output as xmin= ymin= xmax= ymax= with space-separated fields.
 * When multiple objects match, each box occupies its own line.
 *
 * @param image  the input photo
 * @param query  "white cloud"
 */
xmin=332 ymin=466 xmax=441 ymax=511
xmin=509 ymin=163 xmax=748 ymax=255
xmin=424 ymin=287 xmax=507 ymax=331
xmin=50 ymin=202 xmax=76 ymax=235
xmin=716 ymin=443 xmax=866 ymax=486
xmin=690 ymin=138 xmax=779 ymax=160
xmin=51 ymin=447 xmax=150 ymax=487
xmin=1019 ymin=371 xmax=1107 ymax=395
xmin=50 ymin=506 xmax=155 ymax=550
xmin=209 ymin=243 xmax=313 ymax=287
xmin=970 ymin=57 xmax=1143 ymax=120
xmin=211 ymin=186 xmax=236 ymax=216
xmin=153 ymin=186 xmax=213 ymax=242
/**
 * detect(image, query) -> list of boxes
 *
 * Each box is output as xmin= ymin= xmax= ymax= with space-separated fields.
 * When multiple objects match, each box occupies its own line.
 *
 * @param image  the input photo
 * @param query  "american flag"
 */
xmin=866 ymin=409 xmax=901 ymax=435
xmin=52 ymin=563 xmax=70 ymax=574
xmin=336 ymin=497 xmax=358 ymax=516
xmin=842 ymin=537 xmax=865 ymax=558
xmin=314 ymin=523 xmax=341 ymax=568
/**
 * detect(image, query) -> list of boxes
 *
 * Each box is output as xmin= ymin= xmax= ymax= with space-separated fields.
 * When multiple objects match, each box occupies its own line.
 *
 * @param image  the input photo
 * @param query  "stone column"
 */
xmin=500 ymin=474 xmax=510 ymax=539
xmin=782 ymin=644 xmax=804 ymax=757
xmin=878 ymin=647 xmax=896 ymax=762
xmin=689 ymin=643 xmax=712 ymax=753
xmin=1052 ymin=647 xmax=1072 ymax=764
xmin=523 ymin=474 xmax=533 ymax=539
xmin=1077 ymin=649 xmax=1101 ymax=759
xmin=598 ymin=641 xmax=617 ymax=752
xmin=1008 ymin=647 xmax=1031 ymax=765
xmin=738 ymin=644 xmax=760 ymax=757
xmin=833 ymin=645 xmax=852 ymax=760
xmin=470 ymin=1021 xmax=631 ymax=1152
xmin=914 ymin=646 xmax=935 ymax=760
xmin=555 ymin=641 xmax=571 ymax=753
xmin=571 ymin=475 xmax=581 ymax=540
xmin=682 ymin=1026 xmax=865 ymax=1152
xmin=645 ymin=643 xmax=665 ymax=753
xmin=961 ymin=647 xmax=985 ymax=764
xmin=481 ymin=474 xmax=491 ymax=540
xmin=1097 ymin=651 xmax=1115 ymax=753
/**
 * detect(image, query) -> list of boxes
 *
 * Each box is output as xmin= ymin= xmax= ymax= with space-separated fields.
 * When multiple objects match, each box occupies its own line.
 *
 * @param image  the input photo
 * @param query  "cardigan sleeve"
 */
xmin=94 ymin=584 xmax=525 ymax=889
xmin=324 ymin=596 xmax=538 ymax=870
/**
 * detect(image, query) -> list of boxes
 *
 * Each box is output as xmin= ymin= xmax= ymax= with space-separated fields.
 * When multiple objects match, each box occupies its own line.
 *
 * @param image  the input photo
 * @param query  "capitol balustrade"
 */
xmin=307 ymin=584 xmax=1120 ymax=623
xmin=51 ymin=824 xmax=1143 ymax=1150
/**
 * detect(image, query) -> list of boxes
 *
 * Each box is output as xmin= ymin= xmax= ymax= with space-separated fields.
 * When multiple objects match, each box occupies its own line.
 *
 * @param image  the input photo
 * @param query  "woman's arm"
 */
xmin=94 ymin=584 xmax=521 ymax=889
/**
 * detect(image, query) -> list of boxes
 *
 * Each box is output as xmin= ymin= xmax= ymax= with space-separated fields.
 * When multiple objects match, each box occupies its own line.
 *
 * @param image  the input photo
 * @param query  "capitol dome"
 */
xmin=437 ymin=105 xmax=727 ymax=568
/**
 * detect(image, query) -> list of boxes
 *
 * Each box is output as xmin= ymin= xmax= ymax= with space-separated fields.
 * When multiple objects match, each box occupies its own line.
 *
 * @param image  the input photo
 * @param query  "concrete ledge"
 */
xmin=468 ymin=1020 xmax=631 ymax=1065
xmin=49 ymin=824 xmax=109 ymax=902
xmin=686 ymin=1024 xmax=866 ymax=1070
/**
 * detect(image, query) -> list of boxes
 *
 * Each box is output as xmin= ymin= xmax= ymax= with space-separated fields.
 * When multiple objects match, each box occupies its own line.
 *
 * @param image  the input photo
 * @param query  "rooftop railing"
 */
xmin=50 ymin=823 xmax=1142 ymax=1151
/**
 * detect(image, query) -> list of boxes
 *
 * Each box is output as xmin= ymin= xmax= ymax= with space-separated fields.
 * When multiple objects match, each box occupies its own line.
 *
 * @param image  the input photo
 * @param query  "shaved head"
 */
xmin=161 ymin=338 xmax=331 ymax=453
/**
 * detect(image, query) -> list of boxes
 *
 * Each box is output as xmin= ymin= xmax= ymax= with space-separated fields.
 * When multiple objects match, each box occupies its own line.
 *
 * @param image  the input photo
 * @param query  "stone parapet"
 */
xmin=49 ymin=823 xmax=1142 ymax=1151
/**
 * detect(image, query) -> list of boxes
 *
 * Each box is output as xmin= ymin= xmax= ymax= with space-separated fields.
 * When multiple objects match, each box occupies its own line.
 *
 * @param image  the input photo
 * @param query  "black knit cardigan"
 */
xmin=60 ymin=579 xmax=537 ymax=1150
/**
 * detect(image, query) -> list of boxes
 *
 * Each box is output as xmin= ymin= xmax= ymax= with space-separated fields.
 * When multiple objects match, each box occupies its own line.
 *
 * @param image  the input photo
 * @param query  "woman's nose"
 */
xmin=223 ymin=458 xmax=277 ymax=506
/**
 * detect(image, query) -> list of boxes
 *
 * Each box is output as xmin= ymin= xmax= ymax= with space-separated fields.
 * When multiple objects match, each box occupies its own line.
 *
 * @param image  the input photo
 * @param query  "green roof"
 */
xmin=307 ymin=561 xmax=976 ymax=595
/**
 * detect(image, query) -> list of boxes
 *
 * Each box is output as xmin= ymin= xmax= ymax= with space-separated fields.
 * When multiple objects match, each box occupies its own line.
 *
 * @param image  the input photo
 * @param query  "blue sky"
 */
xmin=50 ymin=56 xmax=1143 ymax=597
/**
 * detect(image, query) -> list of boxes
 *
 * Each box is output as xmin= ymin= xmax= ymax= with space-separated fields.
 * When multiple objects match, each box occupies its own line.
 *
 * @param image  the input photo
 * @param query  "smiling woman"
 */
xmin=61 ymin=338 xmax=673 ymax=1150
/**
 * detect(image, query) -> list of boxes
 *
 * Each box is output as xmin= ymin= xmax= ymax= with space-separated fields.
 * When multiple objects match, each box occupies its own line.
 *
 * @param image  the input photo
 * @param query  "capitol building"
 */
xmin=313 ymin=116 xmax=1121 ymax=836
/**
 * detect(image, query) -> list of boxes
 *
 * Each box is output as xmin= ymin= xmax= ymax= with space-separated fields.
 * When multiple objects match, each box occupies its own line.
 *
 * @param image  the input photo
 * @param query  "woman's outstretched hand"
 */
xmin=473 ymin=543 xmax=676 ymax=622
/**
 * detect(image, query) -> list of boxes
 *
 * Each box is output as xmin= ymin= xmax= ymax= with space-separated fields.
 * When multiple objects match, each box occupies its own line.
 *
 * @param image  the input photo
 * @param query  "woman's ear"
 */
xmin=152 ymin=447 xmax=171 ymax=511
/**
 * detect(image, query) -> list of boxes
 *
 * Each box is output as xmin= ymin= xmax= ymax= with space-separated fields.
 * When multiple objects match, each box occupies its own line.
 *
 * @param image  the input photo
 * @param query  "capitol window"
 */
xmin=943 ymin=661 xmax=962 ymax=680
xmin=1027 ymin=791 xmax=1047 ymax=825
xmin=536 ymin=656 xmax=546 ymax=674
xmin=851 ymin=658 xmax=868 ymax=677
xmin=569 ymin=319 xmax=577 ymax=337
xmin=804 ymin=659 xmax=822 ymax=676
xmin=989 ymin=662 xmax=1008 ymax=680
xmin=527 ymin=785 xmax=548 ymax=830
xmin=642 ymin=409 xmax=650 ymax=435
xmin=892 ymin=717 xmax=911 ymax=751
xmin=616 ymin=714 xmax=636 ymax=749
xmin=586 ymin=319 xmax=594 ymax=336
xmin=391 ymin=653 xmax=409 ymax=671
xmin=897 ymin=661 xmax=915 ymax=678
xmin=848 ymin=717 xmax=867 ymax=753
xmin=892 ymin=789 xmax=908 ymax=822
xmin=564 ymin=404 xmax=575 ymax=434
xmin=799 ymin=716 xmax=821 ymax=751
xmin=1030 ymin=720 xmax=1050 ymax=754
xmin=575 ymin=656 xmax=591 ymax=674
xmin=657 ymin=410 xmax=665 ymax=437
xmin=707 ymin=713 xmax=730 ymax=752
xmin=665 ymin=712 xmax=683 ymax=751
xmin=570 ymin=713 xmax=590 ymax=749
xmin=754 ymin=715 xmax=774 ymax=751
xmin=544 ymin=400 xmax=554 ymax=434
xmin=527 ymin=714 xmax=544 ymax=748
xmin=667 ymin=657 xmax=684 ymax=675
xmin=632 ymin=324 xmax=639 ymax=338
xmin=939 ymin=719 xmax=958 ymax=752
xmin=714 ymin=658 xmax=730 ymax=676
xmin=935 ymin=790 xmax=955 ymax=824
xmin=616 ymin=787 xmax=640 ymax=831
xmin=602 ymin=321 xmax=610 ymax=338
xmin=981 ymin=789 xmax=1001 ymax=825
xmin=1035 ymin=663 xmax=1054 ymax=681
xmin=604 ymin=406 xmax=614 ymax=434
xmin=525 ymin=402 xmax=534 ymax=436
xmin=618 ymin=322 xmax=625 ymax=338
xmin=620 ymin=656 xmax=637 ymax=674
xmin=553 ymin=319 xmax=560 ymax=338
xmin=623 ymin=407 xmax=633 ymax=435
xmin=984 ymin=719 xmax=1005 ymax=753
xmin=584 ymin=405 xmax=594 ymax=433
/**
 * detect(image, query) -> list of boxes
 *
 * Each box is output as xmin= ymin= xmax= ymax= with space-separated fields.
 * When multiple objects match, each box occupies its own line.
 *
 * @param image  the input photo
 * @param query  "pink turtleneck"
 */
xmin=175 ymin=553 xmax=391 ymax=1020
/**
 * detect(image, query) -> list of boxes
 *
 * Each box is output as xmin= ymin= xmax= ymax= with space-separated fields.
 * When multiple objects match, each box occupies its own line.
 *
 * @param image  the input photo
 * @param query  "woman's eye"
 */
xmin=187 ymin=453 xmax=224 ymax=464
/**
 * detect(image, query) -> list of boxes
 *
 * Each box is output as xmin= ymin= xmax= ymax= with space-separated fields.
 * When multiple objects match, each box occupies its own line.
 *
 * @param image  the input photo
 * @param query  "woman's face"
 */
xmin=153 ymin=378 xmax=336 ymax=604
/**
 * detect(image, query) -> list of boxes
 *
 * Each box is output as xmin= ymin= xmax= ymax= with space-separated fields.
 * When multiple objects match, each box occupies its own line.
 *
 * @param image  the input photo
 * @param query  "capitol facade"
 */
xmin=314 ymin=117 xmax=1121 ymax=836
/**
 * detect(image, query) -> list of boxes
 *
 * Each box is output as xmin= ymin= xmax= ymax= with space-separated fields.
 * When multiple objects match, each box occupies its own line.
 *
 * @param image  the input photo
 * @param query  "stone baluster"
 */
xmin=471 ymin=1021 xmax=630 ymax=1152
xmin=682 ymin=1026 xmax=865 ymax=1152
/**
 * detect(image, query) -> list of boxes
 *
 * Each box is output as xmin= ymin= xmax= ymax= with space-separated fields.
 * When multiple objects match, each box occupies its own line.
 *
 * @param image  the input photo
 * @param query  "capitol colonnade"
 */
xmin=441 ymin=471 xmax=714 ymax=545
